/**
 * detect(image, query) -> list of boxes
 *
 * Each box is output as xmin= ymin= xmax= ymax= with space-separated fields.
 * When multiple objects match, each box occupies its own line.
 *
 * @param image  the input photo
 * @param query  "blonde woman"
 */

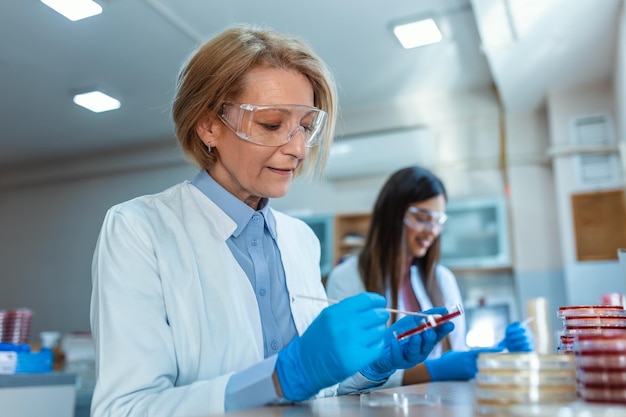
xmin=90 ymin=26 xmax=452 ymax=417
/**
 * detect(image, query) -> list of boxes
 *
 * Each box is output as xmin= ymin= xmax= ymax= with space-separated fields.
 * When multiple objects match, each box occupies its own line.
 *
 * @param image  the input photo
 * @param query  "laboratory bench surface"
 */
xmin=0 ymin=372 xmax=75 ymax=387
xmin=211 ymin=381 xmax=626 ymax=417
xmin=0 ymin=372 xmax=77 ymax=417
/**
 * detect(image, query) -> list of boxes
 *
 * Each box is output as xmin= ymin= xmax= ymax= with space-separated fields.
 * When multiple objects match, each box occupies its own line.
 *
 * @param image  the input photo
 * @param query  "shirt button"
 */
xmin=251 ymin=239 xmax=258 ymax=246
xmin=271 ymin=340 xmax=279 ymax=350
xmin=259 ymin=288 xmax=266 ymax=296
xmin=253 ymin=215 xmax=260 ymax=222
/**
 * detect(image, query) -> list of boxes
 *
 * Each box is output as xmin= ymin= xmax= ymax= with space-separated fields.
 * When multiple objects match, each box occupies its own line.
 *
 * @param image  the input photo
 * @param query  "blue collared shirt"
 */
xmin=191 ymin=171 xmax=296 ymax=409
xmin=191 ymin=171 xmax=384 ymax=410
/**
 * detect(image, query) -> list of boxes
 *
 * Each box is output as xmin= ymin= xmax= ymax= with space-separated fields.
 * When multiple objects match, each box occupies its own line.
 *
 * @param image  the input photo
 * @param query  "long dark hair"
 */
xmin=358 ymin=166 xmax=447 ymax=315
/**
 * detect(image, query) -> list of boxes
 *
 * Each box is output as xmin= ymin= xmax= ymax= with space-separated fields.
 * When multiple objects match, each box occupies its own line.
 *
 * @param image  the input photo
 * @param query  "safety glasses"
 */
xmin=219 ymin=102 xmax=327 ymax=147
xmin=403 ymin=206 xmax=447 ymax=232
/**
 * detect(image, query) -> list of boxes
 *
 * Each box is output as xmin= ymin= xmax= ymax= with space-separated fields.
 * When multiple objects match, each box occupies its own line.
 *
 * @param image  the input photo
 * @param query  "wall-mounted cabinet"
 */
xmin=333 ymin=213 xmax=371 ymax=265
xmin=298 ymin=212 xmax=371 ymax=276
xmin=571 ymin=188 xmax=626 ymax=261
xmin=296 ymin=214 xmax=334 ymax=276
xmin=301 ymin=198 xmax=510 ymax=276
xmin=440 ymin=197 xmax=511 ymax=270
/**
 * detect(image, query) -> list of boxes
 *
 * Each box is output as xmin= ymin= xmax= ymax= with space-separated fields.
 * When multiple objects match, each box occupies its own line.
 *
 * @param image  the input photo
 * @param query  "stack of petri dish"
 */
xmin=574 ymin=332 xmax=626 ymax=404
xmin=0 ymin=309 xmax=5 ymax=342
xmin=0 ymin=308 xmax=33 ymax=344
xmin=475 ymin=352 xmax=578 ymax=415
xmin=559 ymin=334 xmax=576 ymax=354
xmin=557 ymin=305 xmax=626 ymax=354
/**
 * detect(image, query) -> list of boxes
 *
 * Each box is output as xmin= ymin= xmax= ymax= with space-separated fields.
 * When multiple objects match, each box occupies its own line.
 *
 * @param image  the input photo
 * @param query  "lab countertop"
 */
xmin=212 ymin=381 xmax=626 ymax=417
xmin=0 ymin=372 xmax=78 ymax=417
xmin=0 ymin=372 xmax=76 ymax=388
xmin=218 ymin=381 xmax=474 ymax=417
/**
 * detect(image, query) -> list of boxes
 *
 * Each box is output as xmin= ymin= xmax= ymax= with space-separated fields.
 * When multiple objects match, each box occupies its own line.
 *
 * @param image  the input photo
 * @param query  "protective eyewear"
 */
xmin=219 ymin=102 xmax=327 ymax=147
xmin=403 ymin=206 xmax=447 ymax=232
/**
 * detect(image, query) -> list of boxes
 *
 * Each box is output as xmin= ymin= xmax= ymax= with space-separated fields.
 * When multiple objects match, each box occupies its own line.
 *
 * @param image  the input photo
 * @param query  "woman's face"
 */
xmin=403 ymin=194 xmax=447 ymax=259
xmin=196 ymin=67 xmax=315 ymax=208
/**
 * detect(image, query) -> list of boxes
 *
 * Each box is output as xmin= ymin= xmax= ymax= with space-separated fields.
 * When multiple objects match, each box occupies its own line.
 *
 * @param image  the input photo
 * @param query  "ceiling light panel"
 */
xmin=73 ymin=91 xmax=121 ymax=113
xmin=40 ymin=0 xmax=102 ymax=21
xmin=393 ymin=18 xmax=443 ymax=49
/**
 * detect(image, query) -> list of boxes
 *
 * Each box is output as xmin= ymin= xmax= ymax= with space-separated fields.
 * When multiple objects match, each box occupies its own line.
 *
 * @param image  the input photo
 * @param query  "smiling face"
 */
xmin=195 ymin=67 xmax=315 ymax=209
xmin=403 ymin=194 xmax=447 ymax=258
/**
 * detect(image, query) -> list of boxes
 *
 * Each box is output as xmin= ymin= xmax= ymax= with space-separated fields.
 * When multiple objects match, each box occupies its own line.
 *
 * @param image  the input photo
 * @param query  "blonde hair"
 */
xmin=172 ymin=24 xmax=338 ymax=178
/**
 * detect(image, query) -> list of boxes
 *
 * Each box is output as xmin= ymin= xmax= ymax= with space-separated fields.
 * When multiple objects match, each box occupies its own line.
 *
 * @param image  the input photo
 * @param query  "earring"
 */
xmin=206 ymin=142 xmax=212 ymax=153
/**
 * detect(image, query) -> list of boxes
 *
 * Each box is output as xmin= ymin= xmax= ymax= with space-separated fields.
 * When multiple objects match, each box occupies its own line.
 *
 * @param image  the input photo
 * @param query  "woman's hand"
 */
xmin=425 ymin=347 xmax=503 ymax=381
xmin=498 ymin=321 xmax=535 ymax=352
xmin=360 ymin=307 xmax=455 ymax=381
xmin=275 ymin=292 xmax=390 ymax=401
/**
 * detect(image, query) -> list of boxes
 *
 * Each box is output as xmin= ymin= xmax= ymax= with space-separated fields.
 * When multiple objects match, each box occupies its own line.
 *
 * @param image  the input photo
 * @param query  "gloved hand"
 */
xmin=360 ymin=307 xmax=455 ymax=381
xmin=425 ymin=347 xmax=503 ymax=381
xmin=275 ymin=292 xmax=390 ymax=401
xmin=498 ymin=321 xmax=534 ymax=352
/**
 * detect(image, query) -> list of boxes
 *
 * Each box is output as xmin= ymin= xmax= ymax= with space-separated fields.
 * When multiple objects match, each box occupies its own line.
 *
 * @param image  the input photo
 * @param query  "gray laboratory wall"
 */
xmin=0 ymin=144 xmax=196 ymax=338
xmin=0 ymin=79 xmax=620 ymax=349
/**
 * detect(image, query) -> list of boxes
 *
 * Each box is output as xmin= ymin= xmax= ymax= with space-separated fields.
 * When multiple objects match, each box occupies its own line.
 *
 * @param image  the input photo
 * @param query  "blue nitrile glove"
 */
xmin=360 ymin=307 xmax=455 ymax=381
xmin=275 ymin=292 xmax=390 ymax=401
xmin=498 ymin=321 xmax=534 ymax=352
xmin=425 ymin=347 xmax=503 ymax=381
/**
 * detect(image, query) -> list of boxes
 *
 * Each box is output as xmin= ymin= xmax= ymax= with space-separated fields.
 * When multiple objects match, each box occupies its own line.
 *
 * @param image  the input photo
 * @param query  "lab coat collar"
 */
xmin=190 ymin=170 xmax=277 ymax=240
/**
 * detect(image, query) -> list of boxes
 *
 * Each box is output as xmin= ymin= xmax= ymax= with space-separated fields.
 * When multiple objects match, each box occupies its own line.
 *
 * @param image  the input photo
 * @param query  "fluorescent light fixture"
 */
xmin=330 ymin=142 xmax=352 ymax=156
xmin=393 ymin=18 xmax=443 ymax=49
xmin=73 ymin=91 xmax=121 ymax=113
xmin=41 ymin=0 xmax=102 ymax=22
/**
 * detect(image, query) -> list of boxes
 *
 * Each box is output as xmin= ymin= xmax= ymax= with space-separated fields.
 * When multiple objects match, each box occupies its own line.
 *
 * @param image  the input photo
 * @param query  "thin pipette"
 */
xmin=295 ymin=294 xmax=438 ymax=326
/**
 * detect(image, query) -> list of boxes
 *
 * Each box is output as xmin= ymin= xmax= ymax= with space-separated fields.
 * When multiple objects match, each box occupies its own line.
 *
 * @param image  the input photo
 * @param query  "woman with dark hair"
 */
xmin=326 ymin=166 xmax=533 ymax=386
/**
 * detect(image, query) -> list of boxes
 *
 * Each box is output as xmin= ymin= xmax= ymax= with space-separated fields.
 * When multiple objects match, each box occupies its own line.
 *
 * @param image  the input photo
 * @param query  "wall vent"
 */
xmin=570 ymin=114 xmax=621 ymax=187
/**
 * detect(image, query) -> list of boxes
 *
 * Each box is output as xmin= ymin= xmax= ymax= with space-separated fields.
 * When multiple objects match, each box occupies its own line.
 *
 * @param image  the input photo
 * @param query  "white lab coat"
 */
xmin=325 ymin=256 xmax=467 ymax=358
xmin=90 ymin=182 xmax=330 ymax=417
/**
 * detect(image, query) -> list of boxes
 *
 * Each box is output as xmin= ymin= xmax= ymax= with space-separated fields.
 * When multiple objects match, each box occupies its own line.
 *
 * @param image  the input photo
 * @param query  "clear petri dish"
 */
xmin=478 ymin=352 xmax=576 ymax=372
xmin=476 ymin=369 xmax=576 ymax=387
xmin=359 ymin=391 xmax=441 ymax=408
xmin=505 ymin=402 xmax=626 ymax=417
xmin=475 ymin=384 xmax=577 ymax=406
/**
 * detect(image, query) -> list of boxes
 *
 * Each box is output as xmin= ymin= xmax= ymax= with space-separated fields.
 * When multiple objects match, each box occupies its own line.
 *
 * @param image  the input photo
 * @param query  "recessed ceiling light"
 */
xmin=40 ymin=0 xmax=102 ymax=22
xmin=393 ymin=18 xmax=443 ymax=49
xmin=73 ymin=91 xmax=121 ymax=113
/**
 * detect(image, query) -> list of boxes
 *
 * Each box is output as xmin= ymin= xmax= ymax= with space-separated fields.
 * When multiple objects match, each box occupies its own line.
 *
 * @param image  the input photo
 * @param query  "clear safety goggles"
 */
xmin=403 ymin=206 xmax=448 ymax=232
xmin=219 ymin=102 xmax=327 ymax=147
